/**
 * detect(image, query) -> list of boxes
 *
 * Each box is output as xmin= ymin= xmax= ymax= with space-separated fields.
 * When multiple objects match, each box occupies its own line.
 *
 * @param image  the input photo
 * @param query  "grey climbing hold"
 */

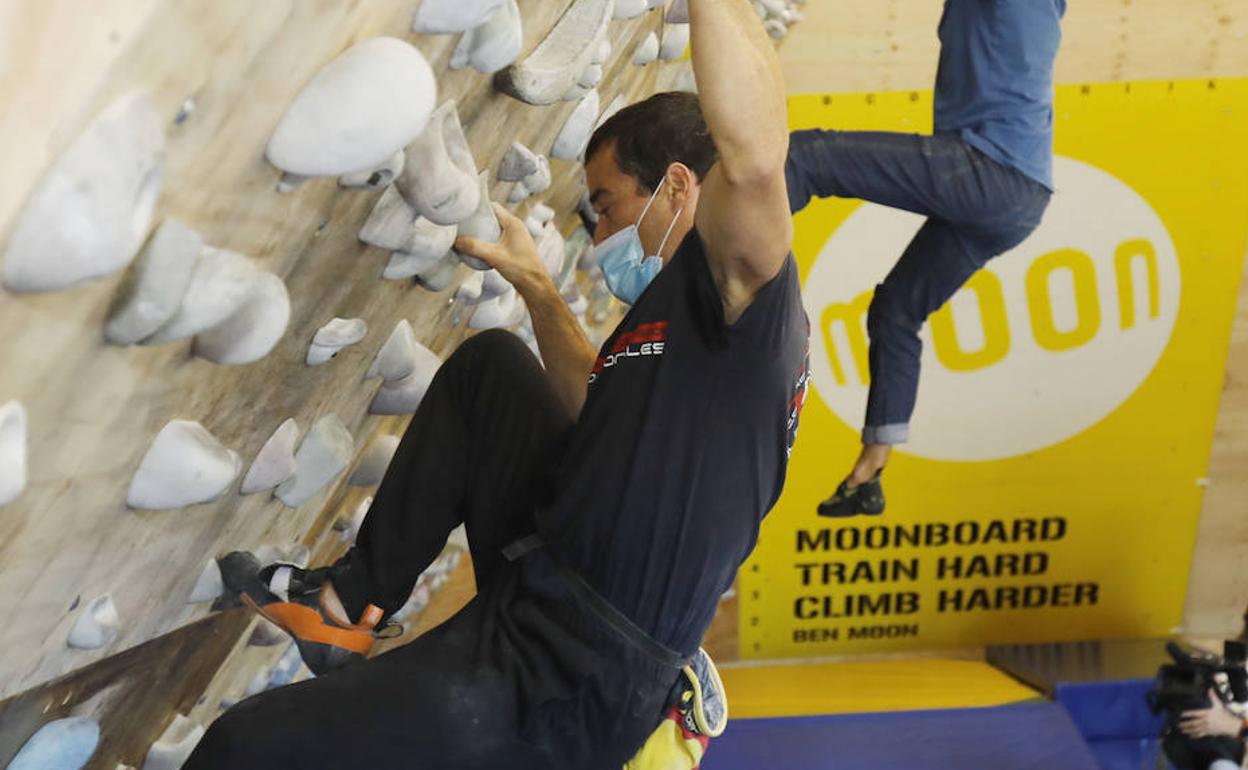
xmin=9 ymin=716 xmax=99 ymax=770
xmin=267 ymin=38 xmax=437 ymax=178
xmin=0 ymin=400 xmax=28 ymax=506
xmin=396 ymin=100 xmax=480 ymax=226
xmin=494 ymin=0 xmax=614 ymax=106
xmin=360 ymin=186 xmax=458 ymax=258
xmin=451 ymin=172 xmax=501 ymax=271
xmin=307 ymin=318 xmax=367 ymax=366
xmin=415 ymin=251 xmax=459 ymax=293
xmin=240 ymin=418 xmax=299 ymax=495
xmin=369 ymin=343 xmax=443 ymax=415
xmin=143 ymin=247 xmax=261 ymax=345
xmin=127 ymin=421 xmax=241 ymax=509
xmin=274 ymin=414 xmax=354 ymax=508
xmin=2 ymin=91 xmax=165 ymax=294
xmin=104 ymin=219 xmax=202 ymax=346
xmin=141 ymin=714 xmax=204 ymax=770
xmin=366 ymin=320 xmax=418 ymax=381
xmin=384 ymin=249 xmax=447 ymax=281
xmin=67 ymin=594 xmax=120 ymax=650
xmin=194 ymin=272 xmax=291 ymax=365
xmin=498 ymin=142 xmax=541 ymax=182
xmin=413 ymin=0 xmax=507 ymax=34
xmin=348 ymin=434 xmax=401 ymax=487
xmin=659 ymin=22 xmax=690 ymax=61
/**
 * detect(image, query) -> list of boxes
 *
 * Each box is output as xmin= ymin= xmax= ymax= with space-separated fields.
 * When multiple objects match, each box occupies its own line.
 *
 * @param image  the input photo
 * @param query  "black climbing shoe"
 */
xmin=817 ymin=473 xmax=885 ymax=518
xmin=217 ymin=551 xmax=396 ymax=675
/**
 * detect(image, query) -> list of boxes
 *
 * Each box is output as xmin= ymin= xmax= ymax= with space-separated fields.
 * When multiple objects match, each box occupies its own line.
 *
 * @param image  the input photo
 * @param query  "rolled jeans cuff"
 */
xmin=863 ymin=423 xmax=908 ymax=445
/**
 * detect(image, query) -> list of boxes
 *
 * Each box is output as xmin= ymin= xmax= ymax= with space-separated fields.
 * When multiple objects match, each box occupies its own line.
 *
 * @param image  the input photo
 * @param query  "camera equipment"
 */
xmin=1148 ymin=641 xmax=1247 ymax=770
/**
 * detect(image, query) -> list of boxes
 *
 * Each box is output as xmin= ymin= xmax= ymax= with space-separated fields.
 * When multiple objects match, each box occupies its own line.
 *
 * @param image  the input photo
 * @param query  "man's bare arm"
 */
xmin=689 ymin=0 xmax=793 ymax=315
xmin=456 ymin=205 xmax=596 ymax=419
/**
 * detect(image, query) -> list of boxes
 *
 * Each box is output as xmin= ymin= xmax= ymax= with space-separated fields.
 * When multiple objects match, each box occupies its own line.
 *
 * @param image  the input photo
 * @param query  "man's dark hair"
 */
xmin=585 ymin=91 xmax=718 ymax=194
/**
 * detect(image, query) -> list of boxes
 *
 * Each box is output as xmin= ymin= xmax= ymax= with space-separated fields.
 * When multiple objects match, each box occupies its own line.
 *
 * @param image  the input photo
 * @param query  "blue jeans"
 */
xmin=786 ymin=129 xmax=1052 ymax=444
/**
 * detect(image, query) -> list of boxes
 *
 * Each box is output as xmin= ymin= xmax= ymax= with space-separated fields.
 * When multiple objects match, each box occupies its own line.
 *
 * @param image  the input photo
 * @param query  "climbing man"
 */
xmin=791 ymin=0 xmax=1066 ymax=518
xmin=186 ymin=1 xmax=807 ymax=768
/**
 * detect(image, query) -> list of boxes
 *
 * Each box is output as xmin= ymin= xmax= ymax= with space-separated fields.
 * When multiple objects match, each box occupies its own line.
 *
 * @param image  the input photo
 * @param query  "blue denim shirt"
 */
xmin=934 ymin=0 xmax=1066 ymax=190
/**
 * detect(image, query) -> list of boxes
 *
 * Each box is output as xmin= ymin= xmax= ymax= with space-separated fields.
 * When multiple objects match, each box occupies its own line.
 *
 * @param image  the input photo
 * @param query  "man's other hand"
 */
xmin=1179 ymin=688 xmax=1244 ymax=739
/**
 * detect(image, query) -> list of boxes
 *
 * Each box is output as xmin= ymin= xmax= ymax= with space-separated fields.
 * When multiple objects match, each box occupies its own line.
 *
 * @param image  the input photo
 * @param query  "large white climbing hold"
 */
xmin=413 ymin=0 xmax=506 ymax=34
xmin=348 ymin=434 xmax=401 ymax=487
xmin=0 ymin=401 xmax=28 ymax=506
xmin=360 ymin=186 xmax=458 ymax=258
xmin=384 ymin=249 xmax=447 ymax=281
xmin=104 ymin=220 xmax=203 ymax=346
xmin=369 ymin=343 xmax=442 ymax=415
xmin=141 ymin=714 xmax=204 ymax=770
xmin=2 ymin=91 xmax=165 ymax=294
xmin=660 ymin=22 xmax=690 ymax=60
xmin=452 ymin=172 xmax=501 ymax=271
xmin=469 ymin=288 xmax=523 ymax=330
xmin=450 ymin=0 xmax=523 ymax=75
xmin=339 ymin=150 xmax=406 ymax=190
xmin=266 ymin=38 xmax=437 ymax=178
xmin=495 ymin=0 xmax=614 ymax=106
xmin=415 ymin=252 xmax=459 ymax=292
xmin=127 ymin=421 xmax=241 ymax=509
xmin=143 ymin=247 xmax=261 ymax=344
xmin=307 ymin=318 xmax=368 ymax=366
xmin=240 ymin=418 xmax=300 ymax=495
xmin=552 ymin=89 xmax=601 ymax=161
xmin=366 ymin=320 xmax=419 ymax=381
xmin=67 ymin=595 xmax=120 ymax=650
xmin=633 ymin=32 xmax=660 ymax=65
xmin=8 ymin=716 xmax=100 ymax=770
xmin=396 ymin=100 xmax=480 ymax=226
xmin=275 ymin=414 xmax=354 ymax=508
xmin=194 ymin=272 xmax=291 ymax=365
xmin=188 ymin=559 xmax=224 ymax=603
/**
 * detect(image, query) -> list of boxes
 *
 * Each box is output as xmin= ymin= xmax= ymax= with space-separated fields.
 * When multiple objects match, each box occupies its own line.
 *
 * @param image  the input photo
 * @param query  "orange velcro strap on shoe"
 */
xmin=243 ymin=595 xmax=376 ymax=656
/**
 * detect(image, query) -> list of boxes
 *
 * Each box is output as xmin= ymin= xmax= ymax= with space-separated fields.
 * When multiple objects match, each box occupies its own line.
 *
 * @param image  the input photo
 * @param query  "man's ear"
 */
xmin=664 ymin=162 xmax=699 ymax=205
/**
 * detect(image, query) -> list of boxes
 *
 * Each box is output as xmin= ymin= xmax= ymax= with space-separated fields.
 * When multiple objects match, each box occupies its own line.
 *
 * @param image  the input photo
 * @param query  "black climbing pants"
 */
xmin=186 ymin=331 xmax=681 ymax=770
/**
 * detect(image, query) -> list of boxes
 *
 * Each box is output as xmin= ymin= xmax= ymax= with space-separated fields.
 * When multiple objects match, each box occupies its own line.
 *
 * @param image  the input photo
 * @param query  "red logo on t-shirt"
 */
xmin=589 ymin=321 xmax=669 ymax=384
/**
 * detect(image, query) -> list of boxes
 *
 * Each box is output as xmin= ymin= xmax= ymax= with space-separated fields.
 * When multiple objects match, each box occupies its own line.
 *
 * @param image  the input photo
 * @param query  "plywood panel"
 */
xmin=0 ymin=0 xmax=687 ymax=699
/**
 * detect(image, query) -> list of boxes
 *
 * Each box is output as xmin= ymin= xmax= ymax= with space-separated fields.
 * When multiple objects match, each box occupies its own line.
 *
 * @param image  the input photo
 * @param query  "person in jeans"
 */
xmin=794 ymin=0 xmax=1066 ymax=518
xmin=186 ymin=1 xmax=806 ymax=767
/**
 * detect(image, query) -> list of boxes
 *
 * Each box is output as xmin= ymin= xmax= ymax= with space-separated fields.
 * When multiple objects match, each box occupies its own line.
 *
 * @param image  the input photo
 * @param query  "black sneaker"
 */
xmin=817 ymin=473 xmax=885 ymax=518
xmin=216 ymin=551 xmax=394 ymax=675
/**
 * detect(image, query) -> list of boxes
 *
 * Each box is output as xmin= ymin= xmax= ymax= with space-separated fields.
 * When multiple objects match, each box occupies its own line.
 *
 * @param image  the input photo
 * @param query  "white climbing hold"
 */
xmin=127 ymin=421 xmax=241 ymax=509
xmin=469 ymin=288 xmax=523 ymax=330
xmin=8 ymin=717 xmax=100 ymax=770
xmin=274 ymin=414 xmax=354 ymax=508
xmin=495 ymin=0 xmax=614 ymax=106
xmin=523 ymin=155 xmax=552 ymax=194
xmin=240 ymin=418 xmax=300 ymax=495
xmin=307 ymin=318 xmax=367 ymax=366
xmin=396 ymin=100 xmax=480 ymax=226
xmin=360 ymin=186 xmax=459 ymax=260
xmin=338 ymin=496 xmax=372 ymax=542
xmin=578 ymin=63 xmax=604 ymax=89
xmin=594 ymin=39 xmax=613 ymax=66
xmin=552 ymin=89 xmax=600 ymax=161
xmin=456 ymin=270 xmax=485 ymax=304
xmin=267 ymin=38 xmax=437 ymax=178
xmin=450 ymin=0 xmax=523 ymax=75
xmin=764 ymin=17 xmax=787 ymax=39
xmin=369 ymin=343 xmax=443 ymax=415
xmin=366 ymin=319 xmax=419 ymax=381
xmin=384 ymin=249 xmax=447 ymax=281
xmin=481 ymin=269 xmax=513 ymax=303
xmin=595 ymin=94 xmax=628 ymax=132
xmin=614 ymin=0 xmax=650 ymax=18
xmin=194 ymin=272 xmax=291 ymax=365
xmin=2 ymin=91 xmax=165 ymax=294
xmin=143 ymin=247 xmax=261 ymax=344
xmin=188 ymin=559 xmax=224 ymax=603
xmin=415 ymin=251 xmax=459 ymax=292
xmin=0 ymin=401 xmax=28 ymax=507
xmin=67 ymin=595 xmax=120 ymax=650
xmin=498 ymin=142 xmax=541 ymax=182
xmin=413 ymin=0 xmax=506 ymax=34
xmin=349 ymin=434 xmax=401 ymax=487
xmin=633 ymin=32 xmax=660 ymax=65
xmin=339 ymin=149 xmax=406 ymax=190
xmin=452 ymin=172 xmax=501 ymax=271
xmin=104 ymin=220 xmax=203 ymax=346
xmin=141 ymin=714 xmax=204 ymax=770
xmin=659 ymin=23 xmax=690 ymax=61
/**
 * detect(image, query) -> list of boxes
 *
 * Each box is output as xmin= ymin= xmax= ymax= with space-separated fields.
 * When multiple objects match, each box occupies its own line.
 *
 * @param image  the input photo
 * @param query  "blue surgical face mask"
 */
xmin=591 ymin=179 xmax=684 ymax=306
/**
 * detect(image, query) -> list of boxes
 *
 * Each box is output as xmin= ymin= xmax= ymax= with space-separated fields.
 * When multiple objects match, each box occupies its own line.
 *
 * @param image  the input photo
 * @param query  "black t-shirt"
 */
xmin=537 ymin=229 xmax=811 ymax=656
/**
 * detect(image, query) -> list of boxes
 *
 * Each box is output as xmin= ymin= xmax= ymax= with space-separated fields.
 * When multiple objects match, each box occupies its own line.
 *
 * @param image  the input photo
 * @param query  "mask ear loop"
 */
xmin=635 ymin=176 xmax=666 ymax=229
xmin=653 ymin=205 xmax=685 ymax=259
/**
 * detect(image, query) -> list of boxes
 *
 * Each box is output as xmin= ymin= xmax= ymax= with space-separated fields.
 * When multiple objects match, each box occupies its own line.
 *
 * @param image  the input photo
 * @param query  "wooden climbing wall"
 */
xmin=0 ymin=0 xmax=690 ymax=702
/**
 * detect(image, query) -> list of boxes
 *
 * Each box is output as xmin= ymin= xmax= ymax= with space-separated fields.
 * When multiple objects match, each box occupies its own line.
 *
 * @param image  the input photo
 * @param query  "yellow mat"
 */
xmin=719 ymin=659 xmax=1040 ymax=719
